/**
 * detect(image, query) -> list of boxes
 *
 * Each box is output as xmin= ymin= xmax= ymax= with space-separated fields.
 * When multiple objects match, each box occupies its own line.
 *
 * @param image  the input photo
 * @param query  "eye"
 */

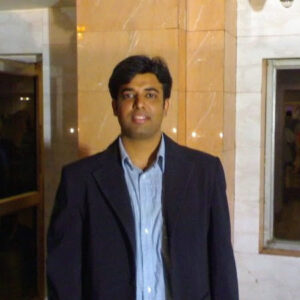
xmin=121 ymin=92 xmax=136 ymax=100
xmin=145 ymin=92 xmax=157 ymax=99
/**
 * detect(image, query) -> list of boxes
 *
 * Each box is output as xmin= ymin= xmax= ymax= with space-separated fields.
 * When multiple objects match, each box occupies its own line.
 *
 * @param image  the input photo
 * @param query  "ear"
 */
xmin=111 ymin=100 xmax=118 ymax=116
xmin=163 ymin=99 xmax=170 ymax=116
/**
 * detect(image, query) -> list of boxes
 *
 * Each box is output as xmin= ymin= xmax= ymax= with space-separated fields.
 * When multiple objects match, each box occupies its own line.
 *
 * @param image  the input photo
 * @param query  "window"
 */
xmin=263 ymin=59 xmax=300 ymax=254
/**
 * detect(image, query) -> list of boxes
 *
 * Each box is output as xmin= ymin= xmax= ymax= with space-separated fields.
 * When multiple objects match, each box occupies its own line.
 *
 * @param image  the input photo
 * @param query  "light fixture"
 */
xmin=280 ymin=0 xmax=294 ymax=8
xmin=172 ymin=127 xmax=177 ymax=134
xmin=191 ymin=131 xmax=197 ymax=138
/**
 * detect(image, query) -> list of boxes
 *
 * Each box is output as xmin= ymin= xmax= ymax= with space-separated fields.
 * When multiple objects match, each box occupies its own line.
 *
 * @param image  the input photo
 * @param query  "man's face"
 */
xmin=112 ymin=73 xmax=169 ymax=141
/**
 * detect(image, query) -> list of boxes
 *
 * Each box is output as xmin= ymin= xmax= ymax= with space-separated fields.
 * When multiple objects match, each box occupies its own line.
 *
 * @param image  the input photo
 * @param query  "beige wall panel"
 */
xmin=77 ymin=0 xmax=178 ymax=31
xmin=224 ymin=32 xmax=236 ymax=93
xmin=186 ymin=30 xmax=224 ymax=92
xmin=225 ymin=0 xmax=237 ymax=36
xmin=223 ymin=92 xmax=236 ymax=151
xmin=186 ymin=91 xmax=223 ymax=155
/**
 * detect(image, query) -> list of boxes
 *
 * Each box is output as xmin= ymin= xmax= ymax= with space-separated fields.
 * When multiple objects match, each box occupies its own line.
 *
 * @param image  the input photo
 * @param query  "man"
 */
xmin=47 ymin=55 xmax=239 ymax=300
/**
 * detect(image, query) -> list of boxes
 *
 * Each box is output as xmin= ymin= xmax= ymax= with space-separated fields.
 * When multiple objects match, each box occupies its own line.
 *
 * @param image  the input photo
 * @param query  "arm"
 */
xmin=208 ymin=158 xmax=239 ymax=300
xmin=47 ymin=168 xmax=84 ymax=300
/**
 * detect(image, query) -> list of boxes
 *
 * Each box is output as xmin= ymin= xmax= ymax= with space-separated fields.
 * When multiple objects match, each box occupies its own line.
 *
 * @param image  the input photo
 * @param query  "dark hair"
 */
xmin=108 ymin=55 xmax=172 ymax=100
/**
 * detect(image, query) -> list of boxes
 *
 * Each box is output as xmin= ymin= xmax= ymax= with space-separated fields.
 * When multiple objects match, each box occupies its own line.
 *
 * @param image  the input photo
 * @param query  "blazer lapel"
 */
xmin=163 ymin=135 xmax=195 ymax=233
xmin=92 ymin=140 xmax=136 ymax=257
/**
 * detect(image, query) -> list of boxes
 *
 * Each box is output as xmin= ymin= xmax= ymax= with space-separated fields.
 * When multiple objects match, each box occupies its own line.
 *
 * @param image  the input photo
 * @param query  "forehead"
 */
xmin=122 ymin=73 xmax=162 ymax=90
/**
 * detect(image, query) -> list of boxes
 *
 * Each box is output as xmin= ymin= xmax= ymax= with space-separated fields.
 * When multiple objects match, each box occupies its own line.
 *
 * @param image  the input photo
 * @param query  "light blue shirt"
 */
xmin=119 ymin=136 xmax=167 ymax=300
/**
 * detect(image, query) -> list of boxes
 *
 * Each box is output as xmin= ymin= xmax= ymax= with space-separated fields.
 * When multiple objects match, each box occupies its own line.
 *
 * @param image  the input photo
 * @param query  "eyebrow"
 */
xmin=144 ymin=87 xmax=160 ymax=93
xmin=120 ymin=87 xmax=160 ymax=93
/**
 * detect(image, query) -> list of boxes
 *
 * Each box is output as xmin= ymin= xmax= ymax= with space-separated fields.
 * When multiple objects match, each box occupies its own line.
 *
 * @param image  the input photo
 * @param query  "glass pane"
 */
xmin=273 ymin=69 xmax=300 ymax=241
xmin=0 ymin=207 xmax=38 ymax=299
xmin=0 ymin=73 xmax=37 ymax=199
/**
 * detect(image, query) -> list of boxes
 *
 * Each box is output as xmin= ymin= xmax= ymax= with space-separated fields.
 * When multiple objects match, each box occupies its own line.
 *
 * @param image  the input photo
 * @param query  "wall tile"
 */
xmin=77 ymin=0 xmax=178 ymax=31
xmin=78 ymin=91 xmax=120 ymax=156
xmin=187 ymin=0 xmax=224 ymax=31
xmin=186 ymin=91 xmax=223 ymax=156
xmin=186 ymin=31 xmax=224 ymax=92
xmin=78 ymin=30 xmax=178 ymax=93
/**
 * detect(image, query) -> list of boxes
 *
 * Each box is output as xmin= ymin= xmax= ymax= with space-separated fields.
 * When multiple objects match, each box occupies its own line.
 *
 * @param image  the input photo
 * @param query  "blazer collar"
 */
xmin=92 ymin=139 xmax=136 ymax=257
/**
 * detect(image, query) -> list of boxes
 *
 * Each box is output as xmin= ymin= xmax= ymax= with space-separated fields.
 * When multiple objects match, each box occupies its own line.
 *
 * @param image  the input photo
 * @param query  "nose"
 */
xmin=133 ymin=93 xmax=144 ymax=109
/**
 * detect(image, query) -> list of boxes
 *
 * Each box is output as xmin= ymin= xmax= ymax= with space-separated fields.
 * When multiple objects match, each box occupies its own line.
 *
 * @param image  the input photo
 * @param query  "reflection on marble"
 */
xmin=0 ymin=9 xmax=44 ymax=53
xmin=77 ymin=0 xmax=177 ymax=31
xmin=186 ymin=91 xmax=223 ymax=155
xmin=78 ymin=30 xmax=178 ymax=93
xmin=187 ymin=31 xmax=224 ymax=92
xmin=187 ymin=0 xmax=224 ymax=31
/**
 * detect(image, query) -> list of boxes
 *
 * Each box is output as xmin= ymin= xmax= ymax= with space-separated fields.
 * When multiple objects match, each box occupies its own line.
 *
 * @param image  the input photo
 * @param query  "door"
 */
xmin=0 ymin=58 xmax=44 ymax=300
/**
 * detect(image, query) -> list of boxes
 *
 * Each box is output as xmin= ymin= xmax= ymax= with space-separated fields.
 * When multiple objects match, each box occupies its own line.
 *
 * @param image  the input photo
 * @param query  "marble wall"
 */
xmin=235 ymin=1 xmax=300 ymax=299
xmin=77 ymin=0 xmax=236 ymax=157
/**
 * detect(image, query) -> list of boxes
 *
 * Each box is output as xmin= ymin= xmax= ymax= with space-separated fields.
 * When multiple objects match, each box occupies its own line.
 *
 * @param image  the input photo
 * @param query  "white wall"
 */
xmin=235 ymin=1 xmax=300 ymax=299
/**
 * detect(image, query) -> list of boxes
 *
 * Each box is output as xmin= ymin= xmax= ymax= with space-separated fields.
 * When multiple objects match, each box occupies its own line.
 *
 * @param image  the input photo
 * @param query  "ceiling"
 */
xmin=0 ymin=0 xmax=74 ymax=11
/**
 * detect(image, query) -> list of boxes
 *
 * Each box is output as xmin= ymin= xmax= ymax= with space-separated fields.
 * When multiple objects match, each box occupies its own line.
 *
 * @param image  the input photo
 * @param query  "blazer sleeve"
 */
xmin=208 ymin=158 xmax=239 ymax=300
xmin=47 ymin=167 xmax=84 ymax=300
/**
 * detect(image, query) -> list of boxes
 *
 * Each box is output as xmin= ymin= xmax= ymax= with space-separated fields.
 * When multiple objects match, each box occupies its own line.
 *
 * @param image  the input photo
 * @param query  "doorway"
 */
xmin=0 ymin=57 xmax=44 ymax=300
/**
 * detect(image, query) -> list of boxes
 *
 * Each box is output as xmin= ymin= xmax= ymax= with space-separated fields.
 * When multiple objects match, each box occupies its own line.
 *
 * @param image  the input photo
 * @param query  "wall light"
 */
xmin=280 ymin=0 xmax=294 ymax=8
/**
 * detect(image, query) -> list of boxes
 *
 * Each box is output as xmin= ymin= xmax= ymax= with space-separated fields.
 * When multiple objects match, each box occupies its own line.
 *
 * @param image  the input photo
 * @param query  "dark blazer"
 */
xmin=47 ymin=135 xmax=238 ymax=300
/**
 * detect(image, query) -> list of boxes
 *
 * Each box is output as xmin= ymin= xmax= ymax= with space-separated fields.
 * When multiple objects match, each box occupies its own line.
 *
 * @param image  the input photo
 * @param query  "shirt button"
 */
xmin=144 ymin=228 xmax=149 ymax=234
xmin=147 ymin=286 xmax=152 ymax=293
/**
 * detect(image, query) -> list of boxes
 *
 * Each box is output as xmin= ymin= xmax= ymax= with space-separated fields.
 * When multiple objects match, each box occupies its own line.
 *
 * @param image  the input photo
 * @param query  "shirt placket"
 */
xmin=139 ymin=170 xmax=154 ymax=300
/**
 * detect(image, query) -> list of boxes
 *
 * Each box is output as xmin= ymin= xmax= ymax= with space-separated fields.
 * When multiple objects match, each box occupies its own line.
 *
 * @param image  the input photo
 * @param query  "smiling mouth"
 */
xmin=132 ymin=115 xmax=149 ymax=124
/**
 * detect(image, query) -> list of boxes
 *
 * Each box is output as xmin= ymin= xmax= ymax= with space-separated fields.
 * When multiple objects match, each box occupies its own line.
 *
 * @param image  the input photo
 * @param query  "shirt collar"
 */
xmin=118 ymin=135 xmax=165 ymax=172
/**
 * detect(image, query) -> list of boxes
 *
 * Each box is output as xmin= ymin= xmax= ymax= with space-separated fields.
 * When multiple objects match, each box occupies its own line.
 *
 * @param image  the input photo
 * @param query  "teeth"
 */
xmin=134 ymin=116 xmax=146 ymax=119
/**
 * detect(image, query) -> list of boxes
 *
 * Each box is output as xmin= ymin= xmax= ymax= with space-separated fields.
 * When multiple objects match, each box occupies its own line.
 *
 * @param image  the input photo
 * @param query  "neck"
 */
xmin=121 ymin=133 xmax=162 ymax=170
